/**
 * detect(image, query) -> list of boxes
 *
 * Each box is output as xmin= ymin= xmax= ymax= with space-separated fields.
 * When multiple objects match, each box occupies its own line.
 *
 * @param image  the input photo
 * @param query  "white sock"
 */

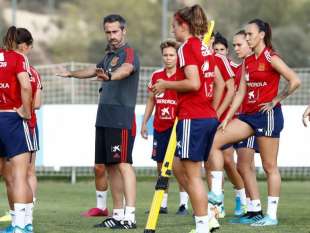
xmin=246 ymin=198 xmax=251 ymax=211
xmin=211 ymin=171 xmax=223 ymax=196
xmin=9 ymin=210 xmax=15 ymax=227
xmin=25 ymin=203 xmax=33 ymax=226
xmin=14 ymin=203 xmax=26 ymax=229
xmin=112 ymin=208 xmax=124 ymax=221
xmin=124 ymin=206 xmax=135 ymax=223
xmin=207 ymin=203 xmax=214 ymax=218
xmin=179 ymin=192 xmax=189 ymax=208
xmin=195 ymin=215 xmax=209 ymax=233
xmin=96 ymin=190 xmax=107 ymax=210
xmin=267 ymin=196 xmax=279 ymax=220
xmin=252 ymin=199 xmax=262 ymax=212
xmin=161 ymin=193 xmax=168 ymax=208
xmin=235 ymin=188 xmax=247 ymax=206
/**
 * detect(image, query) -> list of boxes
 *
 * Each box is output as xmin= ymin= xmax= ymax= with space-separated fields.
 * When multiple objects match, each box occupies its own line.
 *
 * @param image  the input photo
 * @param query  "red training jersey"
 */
xmin=243 ymin=47 xmax=280 ymax=113
xmin=28 ymin=66 xmax=42 ymax=129
xmin=0 ymin=49 xmax=29 ymax=110
xmin=148 ymin=68 xmax=178 ymax=132
xmin=177 ymin=37 xmax=217 ymax=120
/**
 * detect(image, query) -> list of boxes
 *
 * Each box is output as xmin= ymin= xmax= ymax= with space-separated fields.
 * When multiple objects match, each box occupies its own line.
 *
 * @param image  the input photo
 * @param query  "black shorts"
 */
xmin=95 ymin=127 xmax=135 ymax=165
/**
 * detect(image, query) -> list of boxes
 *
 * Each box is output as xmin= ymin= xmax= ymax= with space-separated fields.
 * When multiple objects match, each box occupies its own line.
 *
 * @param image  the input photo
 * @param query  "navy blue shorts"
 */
xmin=233 ymin=136 xmax=259 ymax=153
xmin=152 ymin=127 xmax=173 ymax=162
xmin=29 ymin=125 xmax=40 ymax=152
xmin=176 ymin=118 xmax=219 ymax=162
xmin=0 ymin=112 xmax=34 ymax=158
xmin=238 ymin=106 xmax=284 ymax=138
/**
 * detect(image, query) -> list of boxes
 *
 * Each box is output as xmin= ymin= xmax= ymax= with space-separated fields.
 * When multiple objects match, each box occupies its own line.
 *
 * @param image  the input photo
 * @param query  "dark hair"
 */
xmin=174 ymin=4 xmax=208 ymax=36
xmin=213 ymin=32 xmax=228 ymax=49
xmin=2 ymin=26 xmax=33 ymax=50
xmin=248 ymin=18 xmax=272 ymax=49
xmin=103 ymin=14 xmax=126 ymax=30
xmin=160 ymin=39 xmax=179 ymax=53
xmin=235 ymin=29 xmax=246 ymax=36
xmin=16 ymin=28 xmax=33 ymax=46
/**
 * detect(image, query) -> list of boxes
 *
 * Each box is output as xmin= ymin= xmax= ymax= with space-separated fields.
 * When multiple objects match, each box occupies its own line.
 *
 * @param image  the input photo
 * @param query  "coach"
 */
xmin=57 ymin=14 xmax=139 ymax=229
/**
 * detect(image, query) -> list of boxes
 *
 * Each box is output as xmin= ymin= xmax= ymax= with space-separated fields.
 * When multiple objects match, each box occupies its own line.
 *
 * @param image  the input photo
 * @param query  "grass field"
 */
xmin=0 ymin=180 xmax=309 ymax=233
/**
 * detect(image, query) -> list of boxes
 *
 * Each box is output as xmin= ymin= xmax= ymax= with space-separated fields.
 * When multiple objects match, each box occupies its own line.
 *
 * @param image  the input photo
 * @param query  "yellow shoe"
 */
xmin=0 ymin=212 xmax=12 ymax=222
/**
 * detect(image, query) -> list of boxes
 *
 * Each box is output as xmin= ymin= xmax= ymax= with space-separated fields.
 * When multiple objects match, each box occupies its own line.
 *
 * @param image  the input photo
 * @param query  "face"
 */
xmin=162 ymin=47 xmax=177 ymax=69
xmin=233 ymin=34 xmax=251 ymax=59
xmin=172 ymin=18 xmax=186 ymax=42
xmin=245 ymin=23 xmax=264 ymax=49
xmin=104 ymin=21 xmax=126 ymax=49
xmin=213 ymin=43 xmax=228 ymax=56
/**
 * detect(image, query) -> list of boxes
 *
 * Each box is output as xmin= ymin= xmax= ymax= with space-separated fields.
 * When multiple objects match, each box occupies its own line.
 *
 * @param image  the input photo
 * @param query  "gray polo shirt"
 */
xmin=95 ymin=43 xmax=140 ymax=129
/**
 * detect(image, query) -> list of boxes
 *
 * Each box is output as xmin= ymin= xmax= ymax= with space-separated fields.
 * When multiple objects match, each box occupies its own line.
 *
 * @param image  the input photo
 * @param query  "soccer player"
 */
xmin=141 ymin=39 xmax=189 ymax=215
xmin=208 ymin=32 xmax=248 ymax=218
xmin=0 ymin=27 xmax=42 ymax=233
xmin=0 ymin=26 xmax=33 ymax=233
xmin=152 ymin=5 xmax=220 ymax=233
xmin=209 ymin=19 xmax=301 ymax=226
xmin=57 ymin=14 xmax=139 ymax=229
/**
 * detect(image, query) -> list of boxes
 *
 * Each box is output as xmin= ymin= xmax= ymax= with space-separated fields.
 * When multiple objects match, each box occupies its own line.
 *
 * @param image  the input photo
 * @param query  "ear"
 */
xmin=122 ymin=28 xmax=127 ymax=35
xmin=259 ymin=31 xmax=265 ymax=40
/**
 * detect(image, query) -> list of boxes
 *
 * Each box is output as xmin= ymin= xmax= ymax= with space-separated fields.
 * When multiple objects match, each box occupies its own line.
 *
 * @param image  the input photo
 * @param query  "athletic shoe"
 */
xmin=81 ymin=207 xmax=109 ymax=217
xmin=111 ymin=220 xmax=137 ymax=229
xmin=239 ymin=211 xmax=264 ymax=224
xmin=209 ymin=216 xmax=220 ymax=232
xmin=176 ymin=205 xmax=189 ymax=216
xmin=234 ymin=197 xmax=247 ymax=216
xmin=217 ymin=203 xmax=225 ymax=218
xmin=145 ymin=207 xmax=168 ymax=214
xmin=24 ymin=224 xmax=33 ymax=233
xmin=208 ymin=192 xmax=223 ymax=206
xmin=12 ymin=226 xmax=26 ymax=233
xmin=251 ymin=215 xmax=278 ymax=227
xmin=93 ymin=217 xmax=121 ymax=228
xmin=229 ymin=212 xmax=248 ymax=224
xmin=0 ymin=212 xmax=12 ymax=222
xmin=0 ymin=225 xmax=14 ymax=233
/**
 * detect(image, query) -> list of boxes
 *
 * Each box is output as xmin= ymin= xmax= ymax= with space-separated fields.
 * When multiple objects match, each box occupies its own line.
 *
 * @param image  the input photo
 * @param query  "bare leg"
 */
xmin=94 ymin=164 xmax=108 ymax=191
xmin=28 ymin=153 xmax=37 ymax=200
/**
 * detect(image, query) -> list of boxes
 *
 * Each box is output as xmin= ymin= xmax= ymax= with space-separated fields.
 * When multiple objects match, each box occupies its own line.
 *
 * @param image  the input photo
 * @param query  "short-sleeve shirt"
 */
xmin=243 ymin=47 xmax=280 ymax=113
xmin=0 ymin=49 xmax=28 ymax=110
xmin=28 ymin=66 xmax=42 ymax=129
xmin=96 ymin=43 xmax=140 ymax=129
xmin=147 ymin=68 xmax=178 ymax=132
xmin=176 ymin=37 xmax=217 ymax=120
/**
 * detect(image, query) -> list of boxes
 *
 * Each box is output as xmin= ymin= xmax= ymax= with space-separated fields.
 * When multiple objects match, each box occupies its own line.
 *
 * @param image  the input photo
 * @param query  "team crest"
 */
xmin=258 ymin=63 xmax=265 ymax=71
xmin=110 ymin=56 xmax=119 ymax=67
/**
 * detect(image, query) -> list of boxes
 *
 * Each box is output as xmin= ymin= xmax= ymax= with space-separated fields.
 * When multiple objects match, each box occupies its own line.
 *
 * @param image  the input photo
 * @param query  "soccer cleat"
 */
xmin=111 ymin=220 xmax=137 ymax=229
xmin=0 ymin=212 xmax=12 ymax=222
xmin=229 ymin=212 xmax=248 ymax=224
xmin=93 ymin=217 xmax=121 ymax=228
xmin=24 ymin=224 xmax=33 ymax=233
xmin=209 ymin=216 xmax=220 ymax=232
xmin=12 ymin=226 xmax=26 ymax=233
xmin=0 ymin=225 xmax=14 ymax=233
xmin=81 ymin=207 xmax=109 ymax=217
xmin=251 ymin=215 xmax=278 ymax=227
xmin=208 ymin=192 xmax=223 ymax=206
xmin=176 ymin=205 xmax=189 ymax=216
xmin=234 ymin=197 xmax=247 ymax=216
xmin=239 ymin=211 xmax=264 ymax=224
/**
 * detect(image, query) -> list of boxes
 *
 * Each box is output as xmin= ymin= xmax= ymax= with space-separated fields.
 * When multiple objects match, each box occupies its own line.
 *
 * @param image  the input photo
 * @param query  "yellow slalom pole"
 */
xmin=144 ymin=20 xmax=215 ymax=233
xmin=144 ymin=118 xmax=177 ymax=233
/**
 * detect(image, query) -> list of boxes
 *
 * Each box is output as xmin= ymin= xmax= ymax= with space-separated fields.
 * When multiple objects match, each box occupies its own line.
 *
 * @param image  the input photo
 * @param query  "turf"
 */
xmin=0 ymin=180 xmax=309 ymax=233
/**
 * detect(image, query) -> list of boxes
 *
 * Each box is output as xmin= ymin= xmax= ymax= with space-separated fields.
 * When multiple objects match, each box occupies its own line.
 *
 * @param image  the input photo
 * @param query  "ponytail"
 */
xmin=174 ymin=4 xmax=208 ymax=37
xmin=3 ymin=26 xmax=17 ymax=50
xmin=248 ymin=19 xmax=273 ymax=49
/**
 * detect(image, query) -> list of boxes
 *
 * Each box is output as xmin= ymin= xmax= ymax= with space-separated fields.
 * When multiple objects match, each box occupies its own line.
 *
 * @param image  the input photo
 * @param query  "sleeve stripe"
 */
xmin=124 ymin=47 xmax=134 ymax=64
xmin=178 ymin=43 xmax=185 ymax=67
xmin=216 ymin=54 xmax=235 ymax=78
